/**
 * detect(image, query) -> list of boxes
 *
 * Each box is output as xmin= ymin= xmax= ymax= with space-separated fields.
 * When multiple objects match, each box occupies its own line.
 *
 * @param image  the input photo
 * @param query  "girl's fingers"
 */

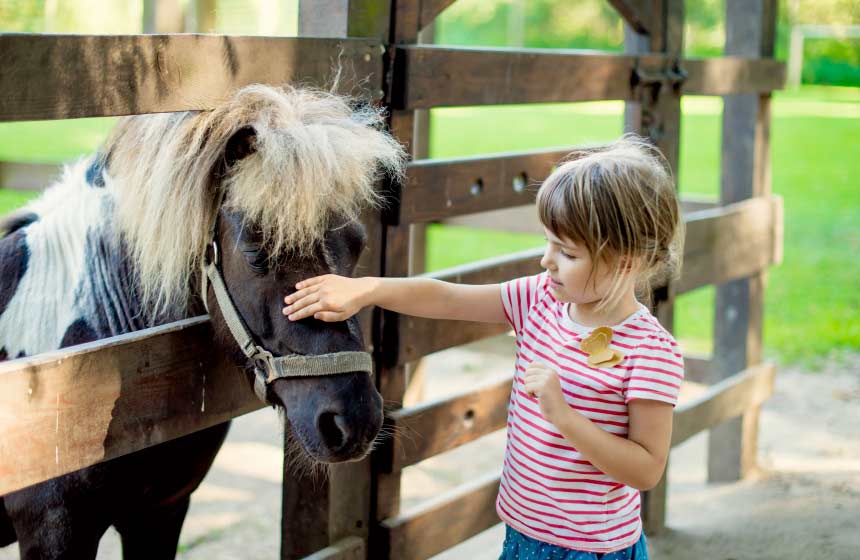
xmin=295 ymin=275 xmax=327 ymax=291
xmin=282 ymin=291 xmax=320 ymax=316
xmin=284 ymin=284 xmax=320 ymax=304
xmin=314 ymin=311 xmax=345 ymax=323
xmin=286 ymin=301 xmax=324 ymax=322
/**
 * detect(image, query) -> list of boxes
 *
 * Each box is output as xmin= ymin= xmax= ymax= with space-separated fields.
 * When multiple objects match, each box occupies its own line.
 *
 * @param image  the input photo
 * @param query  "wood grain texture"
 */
xmin=683 ymin=56 xmax=785 ymax=95
xmin=378 ymin=375 xmax=512 ymax=472
xmin=395 ymin=45 xmax=784 ymax=109
xmin=672 ymin=363 xmax=775 ymax=446
xmin=378 ymin=472 xmax=501 ymax=560
xmin=400 ymin=148 xmax=573 ymax=224
xmin=710 ymin=0 xmax=778 ymax=483
xmin=676 ymin=196 xmax=783 ymax=295
xmin=0 ymin=34 xmax=381 ymax=122
xmin=0 ymin=316 xmax=261 ymax=496
xmin=395 ymin=45 xmax=635 ymax=108
xmin=300 ymin=536 xmax=365 ymax=560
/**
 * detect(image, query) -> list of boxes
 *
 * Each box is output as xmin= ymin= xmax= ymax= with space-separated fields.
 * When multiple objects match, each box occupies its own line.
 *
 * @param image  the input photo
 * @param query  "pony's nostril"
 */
xmin=317 ymin=411 xmax=349 ymax=451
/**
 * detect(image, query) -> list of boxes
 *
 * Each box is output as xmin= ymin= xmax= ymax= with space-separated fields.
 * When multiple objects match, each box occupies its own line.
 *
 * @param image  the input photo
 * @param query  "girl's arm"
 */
xmin=524 ymin=363 xmax=673 ymax=490
xmin=283 ymin=275 xmax=509 ymax=324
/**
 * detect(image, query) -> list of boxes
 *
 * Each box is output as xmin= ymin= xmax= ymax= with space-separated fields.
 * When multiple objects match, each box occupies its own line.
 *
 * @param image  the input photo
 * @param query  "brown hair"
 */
xmin=536 ymin=134 xmax=683 ymax=310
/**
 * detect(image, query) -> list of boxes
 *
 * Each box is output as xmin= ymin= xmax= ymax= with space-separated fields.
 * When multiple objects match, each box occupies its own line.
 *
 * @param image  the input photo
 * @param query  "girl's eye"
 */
xmin=560 ymin=251 xmax=575 ymax=259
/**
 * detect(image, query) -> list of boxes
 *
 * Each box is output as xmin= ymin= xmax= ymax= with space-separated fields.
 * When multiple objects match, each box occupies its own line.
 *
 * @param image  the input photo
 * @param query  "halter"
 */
xmin=200 ymin=193 xmax=373 ymax=403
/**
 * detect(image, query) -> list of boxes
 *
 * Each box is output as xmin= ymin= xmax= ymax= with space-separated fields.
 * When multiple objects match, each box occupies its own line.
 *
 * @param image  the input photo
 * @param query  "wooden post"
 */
xmin=622 ymin=0 xmax=684 ymax=535
xmin=284 ymin=3 xmax=391 ymax=559
xmin=369 ymin=2 xmax=429 ymax=558
xmin=708 ymin=0 xmax=776 ymax=483
xmin=402 ymin=22 xmax=433 ymax=408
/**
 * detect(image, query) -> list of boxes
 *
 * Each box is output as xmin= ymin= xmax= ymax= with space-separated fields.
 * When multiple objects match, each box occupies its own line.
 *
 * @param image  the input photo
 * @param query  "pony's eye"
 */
xmin=238 ymin=239 xmax=269 ymax=275
xmin=244 ymin=250 xmax=269 ymax=275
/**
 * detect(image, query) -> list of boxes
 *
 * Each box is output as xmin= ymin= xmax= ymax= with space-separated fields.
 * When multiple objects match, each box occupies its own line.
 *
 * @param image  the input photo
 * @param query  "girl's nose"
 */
xmin=540 ymin=247 xmax=554 ymax=271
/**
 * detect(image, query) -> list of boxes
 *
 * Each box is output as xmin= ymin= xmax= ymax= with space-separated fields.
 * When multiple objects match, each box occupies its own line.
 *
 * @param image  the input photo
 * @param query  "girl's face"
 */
xmin=540 ymin=227 xmax=619 ymax=305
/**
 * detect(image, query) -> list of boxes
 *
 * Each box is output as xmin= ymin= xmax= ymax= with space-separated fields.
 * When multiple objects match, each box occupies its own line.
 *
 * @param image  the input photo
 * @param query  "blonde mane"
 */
xmin=102 ymin=84 xmax=406 ymax=318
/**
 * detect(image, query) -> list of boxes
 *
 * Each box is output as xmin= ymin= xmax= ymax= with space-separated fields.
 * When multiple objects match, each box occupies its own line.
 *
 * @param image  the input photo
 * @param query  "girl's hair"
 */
xmin=536 ymin=134 xmax=683 ymax=311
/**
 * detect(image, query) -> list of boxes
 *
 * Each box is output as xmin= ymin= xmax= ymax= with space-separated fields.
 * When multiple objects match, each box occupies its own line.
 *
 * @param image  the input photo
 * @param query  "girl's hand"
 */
xmin=282 ymin=275 xmax=373 ymax=322
xmin=523 ymin=362 xmax=569 ymax=424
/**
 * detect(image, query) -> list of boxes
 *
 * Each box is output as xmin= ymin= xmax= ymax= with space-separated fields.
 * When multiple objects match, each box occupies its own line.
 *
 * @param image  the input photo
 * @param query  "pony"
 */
xmin=0 ymin=83 xmax=405 ymax=559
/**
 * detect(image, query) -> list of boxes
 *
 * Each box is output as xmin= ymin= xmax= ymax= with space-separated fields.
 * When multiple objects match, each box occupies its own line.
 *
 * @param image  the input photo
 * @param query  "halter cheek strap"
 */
xmin=201 ymin=204 xmax=373 ymax=403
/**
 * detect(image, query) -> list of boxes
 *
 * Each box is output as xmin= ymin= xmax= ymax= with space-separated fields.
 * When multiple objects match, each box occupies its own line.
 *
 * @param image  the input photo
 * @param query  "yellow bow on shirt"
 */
xmin=581 ymin=327 xmax=625 ymax=367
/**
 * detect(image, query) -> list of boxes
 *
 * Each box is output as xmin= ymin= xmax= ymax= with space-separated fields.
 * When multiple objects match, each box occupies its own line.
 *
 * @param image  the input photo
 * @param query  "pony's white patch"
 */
xmin=0 ymin=160 xmax=109 ymax=357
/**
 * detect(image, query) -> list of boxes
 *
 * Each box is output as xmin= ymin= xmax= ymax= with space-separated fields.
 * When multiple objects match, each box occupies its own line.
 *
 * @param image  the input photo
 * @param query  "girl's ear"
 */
xmin=617 ymin=254 xmax=641 ymax=273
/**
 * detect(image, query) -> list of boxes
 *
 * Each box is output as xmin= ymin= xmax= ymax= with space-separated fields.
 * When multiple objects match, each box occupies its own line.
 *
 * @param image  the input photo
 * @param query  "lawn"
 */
xmin=0 ymin=86 xmax=857 ymax=364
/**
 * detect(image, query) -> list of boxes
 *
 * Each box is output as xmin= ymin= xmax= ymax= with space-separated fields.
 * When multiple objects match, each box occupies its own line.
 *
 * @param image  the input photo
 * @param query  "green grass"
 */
xmin=0 ymin=117 xmax=116 ymax=164
xmin=0 ymin=189 xmax=39 ymax=216
xmin=0 ymin=86 xmax=858 ymax=364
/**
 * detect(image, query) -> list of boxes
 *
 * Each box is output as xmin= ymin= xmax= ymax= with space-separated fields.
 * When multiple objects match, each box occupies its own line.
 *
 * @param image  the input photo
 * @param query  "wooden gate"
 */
xmin=0 ymin=1 xmax=783 ymax=559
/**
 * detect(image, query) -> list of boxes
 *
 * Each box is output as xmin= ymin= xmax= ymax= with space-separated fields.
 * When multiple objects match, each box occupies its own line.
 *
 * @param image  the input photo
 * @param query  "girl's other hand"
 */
xmin=282 ymin=275 xmax=372 ymax=322
xmin=523 ymin=362 xmax=568 ymax=424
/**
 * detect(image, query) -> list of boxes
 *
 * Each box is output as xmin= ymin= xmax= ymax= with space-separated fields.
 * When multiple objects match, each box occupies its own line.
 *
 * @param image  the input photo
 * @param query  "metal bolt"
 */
xmin=470 ymin=180 xmax=483 ymax=196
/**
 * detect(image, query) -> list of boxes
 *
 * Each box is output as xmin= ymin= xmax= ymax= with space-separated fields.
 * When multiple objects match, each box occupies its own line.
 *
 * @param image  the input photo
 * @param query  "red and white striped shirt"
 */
xmin=497 ymin=272 xmax=684 ymax=553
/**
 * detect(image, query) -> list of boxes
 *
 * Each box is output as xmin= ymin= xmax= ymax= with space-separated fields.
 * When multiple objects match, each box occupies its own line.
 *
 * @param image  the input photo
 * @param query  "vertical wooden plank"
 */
xmin=370 ymin=4 xmax=421 ymax=557
xmin=708 ymin=0 xmax=776 ymax=483
xmin=402 ymin=23 xmax=433 ymax=408
xmin=624 ymin=0 xmax=683 ymax=535
xmin=283 ymin=4 xmax=393 ymax=559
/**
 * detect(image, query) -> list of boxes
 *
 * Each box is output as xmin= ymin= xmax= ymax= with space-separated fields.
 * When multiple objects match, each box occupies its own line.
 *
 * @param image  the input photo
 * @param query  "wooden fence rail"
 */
xmin=393 ymin=46 xmax=784 ymax=109
xmin=0 ymin=316 xmax=261 ymax=496
xmin=0 ymin=34 xmax=381 ymax=122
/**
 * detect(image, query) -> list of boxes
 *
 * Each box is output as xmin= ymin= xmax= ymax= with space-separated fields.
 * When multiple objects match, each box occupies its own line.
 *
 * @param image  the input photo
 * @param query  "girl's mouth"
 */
xmin=549 ymin=277 xmax=563 ymax=288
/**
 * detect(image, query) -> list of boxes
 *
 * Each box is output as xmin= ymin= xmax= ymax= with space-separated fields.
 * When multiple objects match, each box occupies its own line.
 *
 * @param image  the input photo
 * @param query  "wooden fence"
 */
xmin=0 ymin=0 xmax=783 ymax=558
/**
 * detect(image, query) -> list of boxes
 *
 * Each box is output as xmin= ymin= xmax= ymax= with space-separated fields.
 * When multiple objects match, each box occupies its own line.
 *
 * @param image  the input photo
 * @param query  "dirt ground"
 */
xmin=1 ymin=338 xmax=858 ymax=559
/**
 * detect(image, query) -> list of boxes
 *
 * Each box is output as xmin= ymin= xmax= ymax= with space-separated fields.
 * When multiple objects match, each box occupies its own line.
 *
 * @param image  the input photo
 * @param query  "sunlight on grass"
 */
xmin=0 ymin=190 xmax=39 ymax=215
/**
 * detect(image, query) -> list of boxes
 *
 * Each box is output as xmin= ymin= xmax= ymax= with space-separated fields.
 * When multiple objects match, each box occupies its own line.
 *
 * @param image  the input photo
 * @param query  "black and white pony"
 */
xmin=0 ymin=84 xmax=405 ymax=559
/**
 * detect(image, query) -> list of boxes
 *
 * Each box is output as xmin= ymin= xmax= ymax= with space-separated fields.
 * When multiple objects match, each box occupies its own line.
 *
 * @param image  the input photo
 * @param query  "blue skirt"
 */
xmin=499 ymin=525 xmax=648 ymax=560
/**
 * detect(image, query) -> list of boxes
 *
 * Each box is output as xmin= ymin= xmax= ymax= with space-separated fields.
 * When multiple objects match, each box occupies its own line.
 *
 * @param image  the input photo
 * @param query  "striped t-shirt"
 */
xmin=497 ymin=272 xmax=684 ymax=553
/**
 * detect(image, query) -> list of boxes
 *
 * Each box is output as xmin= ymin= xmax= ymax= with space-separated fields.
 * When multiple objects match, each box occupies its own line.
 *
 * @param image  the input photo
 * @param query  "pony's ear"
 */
xmin=224 ymin=126 xmax=258 ymax=168
xmin=0 ymin=209 xmax=38 ymax=238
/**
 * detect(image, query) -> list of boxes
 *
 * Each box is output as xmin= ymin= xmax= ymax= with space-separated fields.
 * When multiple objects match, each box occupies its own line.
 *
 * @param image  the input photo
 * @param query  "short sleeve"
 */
xmin=624 ymin=334 xmax=685 ymax=406
xmin=499 ymin=272 xmax=547 ymax=336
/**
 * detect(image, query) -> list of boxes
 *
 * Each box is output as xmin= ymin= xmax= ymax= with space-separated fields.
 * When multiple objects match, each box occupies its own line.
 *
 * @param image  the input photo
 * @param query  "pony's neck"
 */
xmin=0 ymin=159 xmax=190 ymax=359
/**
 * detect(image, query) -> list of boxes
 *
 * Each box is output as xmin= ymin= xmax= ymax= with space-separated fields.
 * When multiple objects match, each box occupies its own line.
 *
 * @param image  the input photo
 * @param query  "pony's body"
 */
xmin=0 ymin=158 xmax=230 ymax=558
xmin=0 ymin=84 xmax=405 ymax=559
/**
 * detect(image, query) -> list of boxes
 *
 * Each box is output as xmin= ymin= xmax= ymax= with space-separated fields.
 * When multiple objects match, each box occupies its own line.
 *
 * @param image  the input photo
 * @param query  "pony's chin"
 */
xmin=293 ymin=432 xmax=374 ymax=464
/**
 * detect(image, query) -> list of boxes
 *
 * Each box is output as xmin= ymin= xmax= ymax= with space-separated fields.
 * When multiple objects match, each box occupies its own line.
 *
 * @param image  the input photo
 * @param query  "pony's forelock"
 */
xmin=105 ymin=84 xmax=406 ymax=319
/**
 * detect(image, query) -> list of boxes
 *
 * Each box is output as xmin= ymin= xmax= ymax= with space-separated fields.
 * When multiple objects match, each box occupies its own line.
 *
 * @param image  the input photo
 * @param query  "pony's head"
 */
xmin=103 ymin=84 xmax=406 ymax=464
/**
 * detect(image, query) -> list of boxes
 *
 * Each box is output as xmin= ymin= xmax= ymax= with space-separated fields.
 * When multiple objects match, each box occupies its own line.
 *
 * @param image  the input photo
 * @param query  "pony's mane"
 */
xmin=102 ymin=84 xmax=406 ymax=318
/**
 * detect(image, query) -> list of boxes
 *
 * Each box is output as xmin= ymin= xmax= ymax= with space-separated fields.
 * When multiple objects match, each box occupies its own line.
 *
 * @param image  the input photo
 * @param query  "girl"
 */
xmin=282 ymin=135 xmax=684 ymax=560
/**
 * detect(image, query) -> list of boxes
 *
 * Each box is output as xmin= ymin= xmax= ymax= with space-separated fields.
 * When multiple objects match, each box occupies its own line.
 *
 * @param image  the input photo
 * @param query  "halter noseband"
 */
xmin=200 ymin=198 xmax=373 ymax=403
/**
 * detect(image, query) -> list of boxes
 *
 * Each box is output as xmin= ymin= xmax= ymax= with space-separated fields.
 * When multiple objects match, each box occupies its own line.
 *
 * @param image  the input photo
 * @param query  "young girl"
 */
xmin=282 ymin=135 xmax=684 ymax=560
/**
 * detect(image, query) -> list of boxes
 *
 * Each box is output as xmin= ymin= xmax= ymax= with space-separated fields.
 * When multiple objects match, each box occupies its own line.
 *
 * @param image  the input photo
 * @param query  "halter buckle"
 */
xmin=204 ymin=241 xmax=220 ymax=266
